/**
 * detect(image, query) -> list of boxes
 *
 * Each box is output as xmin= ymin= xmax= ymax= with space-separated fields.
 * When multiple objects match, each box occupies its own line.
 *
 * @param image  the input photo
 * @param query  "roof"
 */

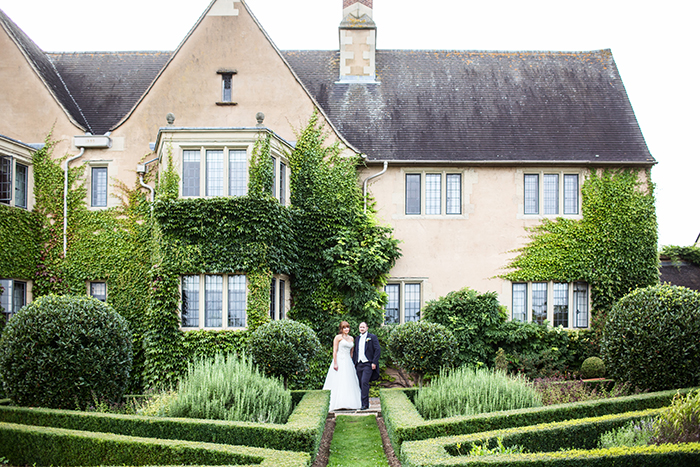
xmin=283 ymin=49 xmax=654 ymax=164
xmin=47 ymin=52 xmax=172 ymax=135
xmin=1 ymin=6 xmax=653 ymax=165
xmin=0 ymin=8 xmax=89 ymax=132
xmin=660 ymin=260 xmax=700 ymax=291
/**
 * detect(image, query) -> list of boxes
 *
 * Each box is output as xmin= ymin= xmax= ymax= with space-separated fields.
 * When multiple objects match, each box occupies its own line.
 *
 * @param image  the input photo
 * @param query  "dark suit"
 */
xmin=353 ymin=332 xmax=380 ymax=409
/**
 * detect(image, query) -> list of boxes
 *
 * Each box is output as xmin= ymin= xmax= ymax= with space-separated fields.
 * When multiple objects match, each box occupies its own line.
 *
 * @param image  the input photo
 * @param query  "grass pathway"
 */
xmin=327 ymin=415 xmax=389 ymax=467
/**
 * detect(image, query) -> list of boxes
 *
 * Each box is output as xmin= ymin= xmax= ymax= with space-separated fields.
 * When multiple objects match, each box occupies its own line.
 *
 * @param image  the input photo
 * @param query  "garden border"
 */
xmin=380 ymin=387 xmax=695 ymax=451
xmin=399 ymin=409 xmax=700 ymax=466
xmin=0 ymin=389 xmax=329 ymax=457
xmin=0 ymin=421 xmax=310 ymax=467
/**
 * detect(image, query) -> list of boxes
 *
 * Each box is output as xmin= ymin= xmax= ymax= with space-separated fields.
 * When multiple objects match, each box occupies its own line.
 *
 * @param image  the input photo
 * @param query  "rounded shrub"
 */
xmin=388 ymin=320 xmax=457 ymax=388
xmin=580 ymin=356 xmax=606 ymax=379
xmin=601 ymin=285 xmax=700 ymax=391
xmin=248 ymin=319 xmax=320 ymax=389
xmin=0 ymin=294 xmax=133 ymax=409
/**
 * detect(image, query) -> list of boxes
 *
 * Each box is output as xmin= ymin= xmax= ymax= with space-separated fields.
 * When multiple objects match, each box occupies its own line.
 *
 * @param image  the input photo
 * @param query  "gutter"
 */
xmin=63 ymin=149 xmax=84 ymax=257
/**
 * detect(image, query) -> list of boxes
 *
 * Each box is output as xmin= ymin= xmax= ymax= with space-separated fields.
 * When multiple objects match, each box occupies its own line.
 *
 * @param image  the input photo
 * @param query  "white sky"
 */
xmin=1 ymin=0 xmax=698 ymax=247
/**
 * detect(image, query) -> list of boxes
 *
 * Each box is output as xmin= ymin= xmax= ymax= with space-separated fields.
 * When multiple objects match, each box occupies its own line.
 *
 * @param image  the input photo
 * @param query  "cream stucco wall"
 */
xmin=361 ymin=164 xmax=590 ymax=314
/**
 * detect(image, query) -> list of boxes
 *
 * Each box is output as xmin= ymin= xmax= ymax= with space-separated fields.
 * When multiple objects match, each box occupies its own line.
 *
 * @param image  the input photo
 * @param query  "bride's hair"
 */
xmin=338 ymin=321 xmax=351 ymax=335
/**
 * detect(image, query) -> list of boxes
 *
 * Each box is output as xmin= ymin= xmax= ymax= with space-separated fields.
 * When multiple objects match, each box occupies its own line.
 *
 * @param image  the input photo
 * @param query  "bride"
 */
xmin=323 ymin=321 xmax=361 ymax=411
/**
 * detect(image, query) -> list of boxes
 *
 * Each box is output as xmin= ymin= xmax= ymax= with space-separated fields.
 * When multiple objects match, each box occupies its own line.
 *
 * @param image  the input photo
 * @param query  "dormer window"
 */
xmin=217 ymin=70 xmax=237 ymax=105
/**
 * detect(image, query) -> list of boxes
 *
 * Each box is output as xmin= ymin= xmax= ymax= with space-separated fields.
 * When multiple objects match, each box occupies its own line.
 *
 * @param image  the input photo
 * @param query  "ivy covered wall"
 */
xmin=502 ymin=169 xmax=659 ymax=326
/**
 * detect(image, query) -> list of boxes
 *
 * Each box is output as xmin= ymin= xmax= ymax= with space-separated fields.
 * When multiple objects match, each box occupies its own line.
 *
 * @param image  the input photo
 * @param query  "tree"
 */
xmin=248 ymin=319 xmax=321 ymax=389
xmin=387 ymin=321 xmax=457 ymax=388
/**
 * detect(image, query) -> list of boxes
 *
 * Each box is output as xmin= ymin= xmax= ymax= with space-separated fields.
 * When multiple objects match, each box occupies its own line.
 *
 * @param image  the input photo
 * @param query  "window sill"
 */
xmin=216 ymin=102 xmax=238 ymax=106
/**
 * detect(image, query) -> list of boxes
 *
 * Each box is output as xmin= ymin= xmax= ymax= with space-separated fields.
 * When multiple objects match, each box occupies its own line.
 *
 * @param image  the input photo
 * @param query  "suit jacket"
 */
xmin=353 ymin=332 xmax=381 ymax=381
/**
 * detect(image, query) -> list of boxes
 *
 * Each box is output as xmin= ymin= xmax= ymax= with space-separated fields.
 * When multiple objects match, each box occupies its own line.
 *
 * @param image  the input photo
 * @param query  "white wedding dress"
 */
xmin=323 ymin=338 xmax=361 ymax=411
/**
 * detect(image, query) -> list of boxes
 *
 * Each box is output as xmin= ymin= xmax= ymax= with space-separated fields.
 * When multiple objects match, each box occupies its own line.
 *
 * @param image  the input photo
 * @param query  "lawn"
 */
xmin=328 ymin=415 xmax=389 ymax=467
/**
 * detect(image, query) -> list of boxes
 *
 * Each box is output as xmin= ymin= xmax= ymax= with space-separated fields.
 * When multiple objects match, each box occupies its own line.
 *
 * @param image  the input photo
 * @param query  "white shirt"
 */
xmin=358 ymin=332 xmax=368 ymax=363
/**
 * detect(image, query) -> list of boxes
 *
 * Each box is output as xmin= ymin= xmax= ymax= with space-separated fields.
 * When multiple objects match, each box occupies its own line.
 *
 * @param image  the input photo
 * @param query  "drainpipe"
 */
xmin=137 ymin=157 xmax=159 ymax=212
xmin=63 ymin=149 xmax=84 ymax=257
xmin=363 ymin=161 xmax=388 ymax=212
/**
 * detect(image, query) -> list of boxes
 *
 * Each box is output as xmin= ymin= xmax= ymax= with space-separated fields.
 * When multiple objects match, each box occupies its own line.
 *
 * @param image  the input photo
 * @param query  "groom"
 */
xmin=353 ymin=322 xmax=381 ymax=410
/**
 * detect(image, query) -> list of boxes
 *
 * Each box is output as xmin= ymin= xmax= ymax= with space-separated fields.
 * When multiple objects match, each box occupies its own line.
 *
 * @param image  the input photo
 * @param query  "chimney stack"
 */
xmin=339 ymin=0 xmax=376 ymax=82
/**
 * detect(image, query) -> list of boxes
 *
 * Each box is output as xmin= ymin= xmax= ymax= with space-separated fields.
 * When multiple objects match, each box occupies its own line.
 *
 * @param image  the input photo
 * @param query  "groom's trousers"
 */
xmin=356 ymin=361 xmax=373 ymax=408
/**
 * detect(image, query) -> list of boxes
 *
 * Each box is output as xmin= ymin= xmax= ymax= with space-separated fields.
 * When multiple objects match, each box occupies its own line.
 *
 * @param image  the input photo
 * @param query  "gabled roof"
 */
xmin=0 ymin=8 xmax=89 ymax=132
xmin=283 ymin=49 xmax=655 ymax=165
xmin=47 ymin=52 xmax=173 ymax=135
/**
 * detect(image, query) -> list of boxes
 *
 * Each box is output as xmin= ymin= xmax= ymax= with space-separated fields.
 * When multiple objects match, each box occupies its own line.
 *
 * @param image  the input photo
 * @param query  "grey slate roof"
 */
xmin=2 ymin=7 xmax=653 ymax=165
xmin=0 ymin=8 xmax=90 ymax=132
xmin=47 ymin=52 xmax=172 ymax=135
xmin=660 ymin=260 xmax=700 ymax=292
xmin=283 ymin=49 xmax=654 ymax=164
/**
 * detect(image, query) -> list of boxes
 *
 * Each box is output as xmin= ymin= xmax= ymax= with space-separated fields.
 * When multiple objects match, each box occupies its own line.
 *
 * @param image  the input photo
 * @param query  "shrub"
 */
xmin=651 ymin=389 xmax=700 ymax=444
xmin=422 ymin=288 xmax=505 ymax=367
xmin=0 ymin=294 xmax=132 ymax=409
xmin=599 ymin=418 xmax=655 ymax=448
xmin=532 ymin=376 xmax=640 ymax=406
xmin=388 ymin=321 xmax=457 ymax=388
xmin=162 ymin=353 xmax=292 ymax=423
xmin=248 ymin=320 xmax=320 ymax=389
xmin=601 ymin=284 xmax=700 ymax=391
xmin=414 ymin=367 xmax=542 ymax=420
xmin=580 ymin=356 xmax=605 ymax=379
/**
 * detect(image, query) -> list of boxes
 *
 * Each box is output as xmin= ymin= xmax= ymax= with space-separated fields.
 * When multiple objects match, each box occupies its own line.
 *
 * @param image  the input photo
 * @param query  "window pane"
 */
xmin=270 ymin=278 xmax=277 ymax=320
xmin=384 ymin=284 xmax=399 ymax=324
xmin=405 ymin=283 xmax=421 ymax=322
xmin=279 ymin=280 xmax=286 ymax=320
xmin=425 ymin=173 xmax=441 ymax=215
xmin=0 ymin=156 xmax=11 ymax=203
xmin=279 ymin=162 xmax=286 ymax=205
xmin=183 ymin=150 xmax=201 ymax=197
xmin=15 ymin=163 xmax=27 ymax=208
xmin=564 ymin=174 xmax=579 ymax=214
xmin=91 ymin=167 xmax=108 ymax=207
xmin=405 ymin=174 xmax=421 ymax=215
xmin=553 ymin=283 xmax=568 ymax=327
xmin=532 ymin=282 xmax=547 ymax=325
xmin=270 ymin=156 xmax=276 ymax=197
xmin=512 ymin=283 xmax=527 ymax=322
xmin=181 ymin=275 xmax=199 ymax=327
xmin=543 ymin=174 xmax=559 ymax=215
xmin=524 ymin=174 xmax=539 ymax=214
xmin=222 ymin=74 xmax=232 ymax=102
xmin=228 ymin=150 xmax=247 ymax=197
xmin=206 ymin=150 xmax=224 ymax=196
xmin=0 ymin=279 xmax=12 ymax=321
xmin=12 ymin=281 xmax=26 ymax=314
xmin=205 ymin=275 xmax=222 ymax=327
xmin=228 ymin=275 xmax=246 ymax=327
xmin=574 ymin=282 xmax=589 ymax=328
xmin=90 ymin=282 xmax=107 ymax=302
xmin=446 ymin=174 xmax=461 ymax=214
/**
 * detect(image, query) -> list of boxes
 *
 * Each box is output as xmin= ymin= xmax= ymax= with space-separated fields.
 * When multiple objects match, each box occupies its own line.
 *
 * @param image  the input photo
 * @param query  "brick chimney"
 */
xmin=339 ymin=0 xmax=377 ymax=82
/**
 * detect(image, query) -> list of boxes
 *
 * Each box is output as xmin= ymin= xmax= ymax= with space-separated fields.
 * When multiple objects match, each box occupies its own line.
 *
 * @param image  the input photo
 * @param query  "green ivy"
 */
xmin=660 ymin=245 xmax=700 ymax=267
xmin=288 ymin=112 xmax=401 ymax=344
xmin=502 ymin=169 xmax=658 ymax=315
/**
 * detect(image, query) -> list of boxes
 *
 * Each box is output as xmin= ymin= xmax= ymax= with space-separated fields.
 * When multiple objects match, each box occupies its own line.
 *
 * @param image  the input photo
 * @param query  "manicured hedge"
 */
xmin=0 ymin=422 xmax=309 ymax=467
xmin=0 ymin=389 xmax=329 ymax=456
xmin=400 ymin=410 xmax=700 ymax=466
xmin=380 ymin=387 xmax=695 ymax=450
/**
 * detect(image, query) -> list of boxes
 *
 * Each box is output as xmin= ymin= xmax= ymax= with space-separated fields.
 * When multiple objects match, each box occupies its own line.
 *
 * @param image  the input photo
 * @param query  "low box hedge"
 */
xmin=380 ymin=387 xmax=694 ymax=450
xmin=0 ymin=389 xmax=329 ymax=456
xmin=0 ymin=421 xmax=310 ymax=467
xmin=400 ymin=410 xmax=700 ymax=466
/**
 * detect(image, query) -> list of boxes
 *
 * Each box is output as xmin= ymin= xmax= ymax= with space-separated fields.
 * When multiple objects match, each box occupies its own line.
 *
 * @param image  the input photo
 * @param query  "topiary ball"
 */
xmin=580 ymin=356 xmax=606 ymax=379
xmin=601 ymin=285 xmax=700 ymax=391
xmin=248 ymin=319 xmax=320 ymax=387
xmin=0 ymin=294 xmax=133 ymax=409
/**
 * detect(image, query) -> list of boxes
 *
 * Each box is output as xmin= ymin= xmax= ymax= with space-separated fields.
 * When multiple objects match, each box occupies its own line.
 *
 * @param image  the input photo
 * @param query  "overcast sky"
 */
xmin=1 ymin=0 xmax=697 ymax=247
